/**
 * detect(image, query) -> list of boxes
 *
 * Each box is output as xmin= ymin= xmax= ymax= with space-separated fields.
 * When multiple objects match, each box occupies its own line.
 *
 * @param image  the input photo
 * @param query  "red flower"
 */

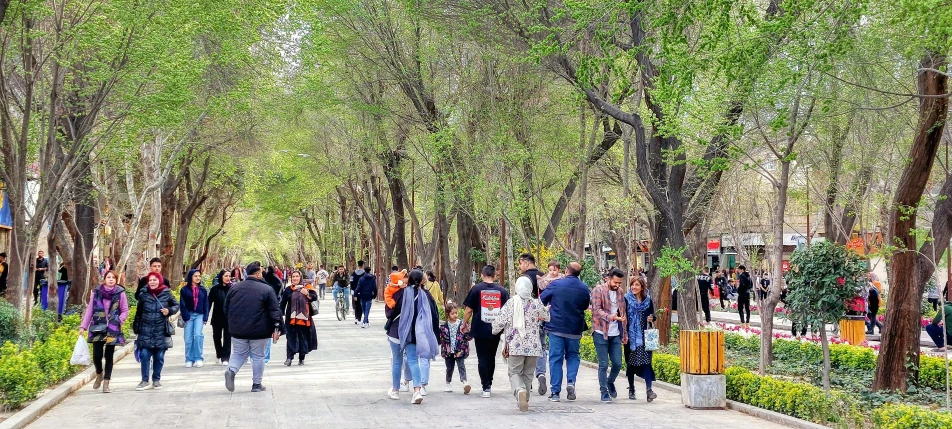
xmin=837 ymin=277 xmax=845 ymax=285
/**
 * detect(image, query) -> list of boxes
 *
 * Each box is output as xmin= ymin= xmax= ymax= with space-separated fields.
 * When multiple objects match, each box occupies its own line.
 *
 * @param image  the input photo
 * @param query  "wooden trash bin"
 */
xmin=838 ymin=315 xmax=867 ymax=345
xmin=679 ymin=330 xmax=725 ymax=375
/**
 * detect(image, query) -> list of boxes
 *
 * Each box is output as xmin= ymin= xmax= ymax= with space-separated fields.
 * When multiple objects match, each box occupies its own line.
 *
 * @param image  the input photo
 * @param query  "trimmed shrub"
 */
xmin=29 ymin=309 xmax=60 ymax=343
xmin=579 ymin=335 xmax=596 ymax=363
xmin=873 ymin=403 xmax=952 ymax=429
xmin=0 ymin=301 xmax=21 ymax=346
xmin=32 ymin=326 xmax=78 ymax=384
xmin=653 ymin=353 xmax=681 ymax=385
xmin=0 ymin=342 xmax=44 ymax=408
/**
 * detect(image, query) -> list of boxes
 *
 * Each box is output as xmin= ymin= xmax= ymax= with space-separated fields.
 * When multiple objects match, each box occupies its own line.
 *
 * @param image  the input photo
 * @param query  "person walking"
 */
xmin=515 ymin=254 xmax=551 ymax=396
xmin=350 ymin=261 xmax=368 ymax=325
xmin=715 ymin=271 xmax=729 ymax=310
xmin=736 ymin=265 xmax=753 ymax=328
xmin=541 ymin=262 xmax=591 ymax=402
xmin=462 ymin=265 xmax=510 ymax=398
xmin=624 ymin=276 xmax=657 ymax=402
xmin=696 ymin=268 xmax=712 ymax=324
xmin=866 ymin=282 xmax=883 ymax=335
xmin=180 ymin=269 xmax=209 ymax=368
xmin=491 ymin=276 xmax=550 ymax=412
xmin=590 ymin=269 xmax=627 ymax=403
xmin=355 ymin=266 xmax=377 ymax=327
xmin=439 ymin=302 xmax=472 ymax=394
xmin=79 ymin=271 xmax=129 ymax=393
xmin=134 ymin=272 xmax=178 ymax=391
xmin=385 ymin=270 xmax=440 ymax=404
xmin=224 ymin=262 xmax=284 ymax=393
xmin=281 ymin=271 xmax=318 ymax=365
xmin=208 ymin=270 xmax=233 ymax=365
xmin=316 ymin=264 xmax=329 ymax=299
xmin=136 ymin=258 xmax=171 ymax=295
xmin=424 ymin=271 xmax=444 ymax=312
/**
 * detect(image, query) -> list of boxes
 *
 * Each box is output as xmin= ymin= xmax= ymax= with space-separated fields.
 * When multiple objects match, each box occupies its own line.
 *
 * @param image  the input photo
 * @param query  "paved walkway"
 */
xmin=29 ymin=298 xmax=789 ymax=429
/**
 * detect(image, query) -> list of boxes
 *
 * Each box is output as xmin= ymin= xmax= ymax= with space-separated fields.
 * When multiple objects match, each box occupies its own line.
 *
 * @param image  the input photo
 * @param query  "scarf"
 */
xmin=512 ymin=276 xmax=533 ymax=339
xmin=398 ymin=286 xmax=438 ymax=359
xmin=288 ymin=285 xmax=311 ymax=326
xmin=146 ymin=273 xmax=168 ymax=297
xmin=626 ymin=291 xmax=652 ymax=348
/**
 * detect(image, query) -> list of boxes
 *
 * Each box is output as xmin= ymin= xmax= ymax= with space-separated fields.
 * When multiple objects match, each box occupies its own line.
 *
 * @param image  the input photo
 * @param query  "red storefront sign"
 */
xmin=707 ymin=239 xmax=721 ymax=252
xmin=781 ymin=260 xmax=790 ymax=273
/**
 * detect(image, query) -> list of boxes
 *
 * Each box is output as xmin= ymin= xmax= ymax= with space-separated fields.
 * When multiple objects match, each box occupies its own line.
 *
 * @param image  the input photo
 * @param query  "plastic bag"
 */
xmin=644 ymin=323 xmax=660 ymax=352
xmin=70 ymin=335 xmax=91 ymax=366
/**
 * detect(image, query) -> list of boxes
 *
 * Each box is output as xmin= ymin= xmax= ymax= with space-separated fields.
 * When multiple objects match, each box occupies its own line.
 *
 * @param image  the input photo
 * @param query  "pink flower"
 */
xmin=837 ymin=277 xmax=845 ymax=285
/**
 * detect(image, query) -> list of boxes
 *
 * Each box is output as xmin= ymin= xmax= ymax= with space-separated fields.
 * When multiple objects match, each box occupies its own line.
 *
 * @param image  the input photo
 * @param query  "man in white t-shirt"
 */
xmin=316 ymin=264 xmax=329 ymax=299
xmin=590 ymin=269 xmax=628 ymax=403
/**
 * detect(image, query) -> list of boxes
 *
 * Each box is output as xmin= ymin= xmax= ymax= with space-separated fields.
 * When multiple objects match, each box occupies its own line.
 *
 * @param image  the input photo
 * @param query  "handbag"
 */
xmin=644 ymin=322 xmax=660 ymax=351
xmin=177 ymin=316 xmax=185 ymax=329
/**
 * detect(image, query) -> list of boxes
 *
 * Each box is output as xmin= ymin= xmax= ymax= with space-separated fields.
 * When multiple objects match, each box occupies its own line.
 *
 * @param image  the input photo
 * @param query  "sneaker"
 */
xmin=221 ymin=360 xmax=229 ymax=366
xmin=355 ymin=320 xmax=359 ymax=325
xmin=251 ymin=384 xmax=267 ymax=392
xmin=136 ymin=381 xmax=152 ymax=391
xmin=480 ymin=390 xmax=491 ymax=398
xmin=517 ymin=389 xmax=529 ymax=412
xmin=411 ymin=391 xmax=424 ymax=404
xmin=185 ymin=361 xmax=193 ymax=368
xmin=284 ymin=359 xmax=292 ymax=366
xmin=566 ymin=384 xmax=577 ymax=401
xmin=646 ymin=389 xmax=657 ymax=402
xmin=361 ymin=323 xmax=366 ymax=329
xmin=537 ymin=374 xmax=547 ymax=396
xmin=194 ymin=360 xmax=204 ymax=368
xmin=225 ymin=369 xmax=236 ymax=392
xmin=420 ymin=386 xmax=428 ymax=396
xmin=152 ymin=381 xmax=163 ymax=390
xmin=629 ymin=387 xmax=636 ymax=400
xmin=444 ymin=383 xmax=453 ymax=393
xmin=608 ymin=382 xmax=617 ymax=399
xmin=463 ymin=382 xmax=472 ymax=394
xmin=601 ymin=392 xmax=612 ymax=403
xmin=400 ymin=381 xmax=410 ymax=392
xmin=388 ymin=388 xmax=400 ymax=400
xmin=549 ymin=393 xmax=560 ymax=402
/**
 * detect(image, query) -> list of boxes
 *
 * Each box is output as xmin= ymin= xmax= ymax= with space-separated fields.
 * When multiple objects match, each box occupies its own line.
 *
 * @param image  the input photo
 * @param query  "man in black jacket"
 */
xmin=137 ymin=258 xmax=171 ymax=294
xmin=350 ymin=260 xmax=367 ymax=325
xmin=737 ymin=265 xmax=753 ymax=328
xmin=224 ymin=261 xmax=283 ymax=393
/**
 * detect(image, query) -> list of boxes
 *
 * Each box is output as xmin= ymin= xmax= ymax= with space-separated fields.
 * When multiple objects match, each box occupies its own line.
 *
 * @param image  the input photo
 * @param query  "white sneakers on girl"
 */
xmin=411 ymin=391 xmax=424 ymax=404
xmin=388 ymin=388 xmax=400 ymax=400
xmin=444 ymin=383 xmax=453 ymax=392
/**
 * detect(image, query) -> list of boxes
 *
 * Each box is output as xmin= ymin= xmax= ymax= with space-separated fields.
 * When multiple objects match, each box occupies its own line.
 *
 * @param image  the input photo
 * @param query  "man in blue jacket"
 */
xmin=355 ymin=266 xmax=377 ymax=328
xmin=540 ymin=261 xmax=591 ymax=402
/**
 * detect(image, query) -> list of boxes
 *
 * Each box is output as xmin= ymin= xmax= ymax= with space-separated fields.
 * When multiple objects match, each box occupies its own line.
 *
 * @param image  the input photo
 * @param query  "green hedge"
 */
xmin=0 ymin=342 xmax=45 ymax=408
xmin=726 ymin=367 xmax=865 ymax=428
xmin=580 ymin=335 xmax=596 ymax=363
xmin=873 ymin=403 xmax=952 ymax=429
xmin=0 ymin=301 xmax=21 ymax=345
xmin=653 ymin=353 xmax=681 ymax=384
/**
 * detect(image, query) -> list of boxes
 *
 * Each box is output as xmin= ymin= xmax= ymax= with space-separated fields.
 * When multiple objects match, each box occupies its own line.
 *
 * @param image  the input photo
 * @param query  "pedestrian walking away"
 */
xmin=462 ymin=265 xmax=510 ymax=398
xmin=180 ymin=268 xmax=209 ymax=368
xmin=625 ymin=276 xmax=657 ymax=402
xmin=541 ymin=261 xmax=591 ymax=402
xmin=439 ymin=302 xmax=472 ymax=394
xmin=79 ymin=270 xmax=129 ymax=393
xmin=696 ymin=268 xmax=712 ymax=324
xmin=385 ymin=269 xmax=440 ymax=404
xmin=492 ymin=276 xmax=550 ymax=412
xmin=355 ymin=266 xmax=378 ymax=327
xmin=590 ymin=269 xmax=627 ymax=403
xmin=208 ymin=270 xmax=233 ymax=366
xmin=866 ymin=283 xmax=883 ymax=335
xmin=316 ymin=264 xmax=329 ymax=299
xmin=736 ymin=265 xmax=753 ymax=327
xmin=134 ymin=272 xmax=178 ymax=391
xmin=350 ymin=261 xmax=368 ymax=325
xmin=224 ymin=261 xmax=284 ymax=393
xmin=281 ymin=270 xmax=318 ymax=365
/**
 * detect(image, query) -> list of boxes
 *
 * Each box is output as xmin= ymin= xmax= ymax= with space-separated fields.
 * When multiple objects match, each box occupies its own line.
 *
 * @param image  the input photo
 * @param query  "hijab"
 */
xmin=512 ymin=276 xmax=533 ymax=339
xmin=213 ymin=269 xmax=226 ymax=287
xmin=625 ymin=289 xmax=652 ymax=348
xmin=146 ymin=272 xmax=168 ymax=298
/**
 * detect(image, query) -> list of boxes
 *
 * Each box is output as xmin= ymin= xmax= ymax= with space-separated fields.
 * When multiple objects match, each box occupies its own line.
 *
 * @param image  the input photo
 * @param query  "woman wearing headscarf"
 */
xmin=624 ymin=277 xmax=656 ymax=402
xmin=208 ymin=269 xmax=233 ymax=365
xmin=79 ymin=270 xmax=129 ymax=393
xmin=423 ymin=271 xmax=444 ymax=313
xmin=385 ymin=269 xmax=440 ymax=404
xmin=179 ymin=268 xmax=209 ymax=368
xmin=134 ymin=272 xmax=178 ymax=390
xmin=281 ymin=270 xmax=318 ymax=365
xmin=492 ymin=276 xmax=550 ymax=412
xmin=264 ymin=266 xmax=283 ymax=297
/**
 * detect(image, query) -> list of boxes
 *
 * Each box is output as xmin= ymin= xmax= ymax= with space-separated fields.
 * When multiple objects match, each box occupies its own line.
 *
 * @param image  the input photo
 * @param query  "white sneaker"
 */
xmin=444 ymin=383 xmax=453 ymax=393
xmin=194 ymin=360 xmax=204 ymax=368
xmin=221 ymin=360 xmax=229 ymax=366
xmin=420 ymin=386 xmax=428 ymax=396
xmin=411 ymin=391 xmax=424 ymax=404
xmin=185 ymin=361 xmax=193 ymax=368
xmin=481 ymin=390 xmax=491 ymax=398
xmin=388 ymin=388 xmax=400 ymax=400
xmin=399 ymin=381 xmax=410 ymax=392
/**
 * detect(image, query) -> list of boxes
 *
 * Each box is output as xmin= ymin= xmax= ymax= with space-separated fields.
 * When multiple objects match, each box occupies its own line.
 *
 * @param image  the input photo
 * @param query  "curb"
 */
xmin=579 ymin=361 xmax=826 ymax=429
xmin=0 ymin=341 xmax=136 ymax=429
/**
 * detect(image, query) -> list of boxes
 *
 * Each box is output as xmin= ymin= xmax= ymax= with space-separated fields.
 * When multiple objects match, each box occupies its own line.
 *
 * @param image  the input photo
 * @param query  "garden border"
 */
xmin=0 ymin=341 xmax=136 ymax=429
xmin=579 ymin=361 xmax=828 ymax=429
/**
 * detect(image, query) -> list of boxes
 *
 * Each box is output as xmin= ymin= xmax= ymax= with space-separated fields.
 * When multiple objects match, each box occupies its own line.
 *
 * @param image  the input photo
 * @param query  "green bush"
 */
xmin=0 ymin=301 xmax=21 ymax=346
xmin=726 ymin=367 xmax=865 ymax=428
xmin=29 ymin=308 xmax=60 ymax=344
xmin=125 ymin=286 xmax=138 ymax=307
xmin=873 ymin=403 xmax=952 ymax=429
xmin=579 ymin=335 xmax=596 ymax=363
xmin=653 ymin=353 xmax=681 ymax=385
xmin=0 ymin=342 xmax=45 ymax=408
xmin=32 ymin=326 xmax=78 ymax=384
xmin=122 ymin=305 xmax=137 ymax=338
xmin=918 ymin=355 xmax=949 ymax=390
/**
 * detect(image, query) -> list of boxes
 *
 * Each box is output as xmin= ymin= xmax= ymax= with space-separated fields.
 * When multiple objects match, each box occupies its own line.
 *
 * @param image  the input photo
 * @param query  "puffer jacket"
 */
xmin=134 ymin=287 xmax=179 ymax=349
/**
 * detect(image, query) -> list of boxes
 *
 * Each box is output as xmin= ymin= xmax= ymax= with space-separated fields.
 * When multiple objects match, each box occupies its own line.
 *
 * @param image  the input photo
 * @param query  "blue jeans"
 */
xmin=926 ymin=323 xmax=951 ymax=348
xmin=333 ymin=286 xmax=350 ymax=312
xmin=592 ymin=333 xmax=622 ymax=394
xmin=140 ymin=347 xmax=166 ymax=382
xmin=361 ymin=299 xmax=373 ymax=324
xmin=548 ymin=333 xmax=581 ymax=394
xmin=535 ymin=327 xmax=548 ymax=377
xmin=391 ymin=340 xmax=422 ymax=390
xmin=184 ymin=312 xmax=205 ymax=363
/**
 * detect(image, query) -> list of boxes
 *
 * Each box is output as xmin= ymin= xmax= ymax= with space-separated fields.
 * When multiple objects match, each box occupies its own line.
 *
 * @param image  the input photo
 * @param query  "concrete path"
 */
xmin=28 ymin=298 xmax=790 ymax=429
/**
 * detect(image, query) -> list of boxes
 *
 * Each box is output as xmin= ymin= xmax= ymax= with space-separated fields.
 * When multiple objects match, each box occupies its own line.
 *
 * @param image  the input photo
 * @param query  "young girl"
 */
xmin=439 ymin=302 xmax=471 ymax=394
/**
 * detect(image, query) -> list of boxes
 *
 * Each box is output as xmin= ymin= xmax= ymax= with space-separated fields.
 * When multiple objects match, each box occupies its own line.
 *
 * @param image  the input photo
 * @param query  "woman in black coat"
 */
xmin=134 ymin=272 xmax=178 ymax=391
xmin=280 ymin=270 xmax=318 ymax=365
xmin=208 ymin=269 xmax=233 ymax=365
xmin=264 ymin=266 xmax=283 ymax=297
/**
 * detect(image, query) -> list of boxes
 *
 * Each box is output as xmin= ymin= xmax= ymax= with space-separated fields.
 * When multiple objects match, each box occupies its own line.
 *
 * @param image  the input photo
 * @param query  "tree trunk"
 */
xmin=385 ymin=151 xmax=410 ymax=268
xmin=820 ymin=325 xmax=832 ymax=392
xmin=873 ymin=54 xmax=949 ymax=392
xmin=455 ymin=206 xmax=477 ymax=304
xmin=762 ymin=160 xmax=791 ymax=373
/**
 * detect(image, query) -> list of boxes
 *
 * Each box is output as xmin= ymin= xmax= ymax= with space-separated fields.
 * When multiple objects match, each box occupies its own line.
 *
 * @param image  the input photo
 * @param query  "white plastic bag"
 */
xmin=70 ymin=335 xmax=91 ymax=366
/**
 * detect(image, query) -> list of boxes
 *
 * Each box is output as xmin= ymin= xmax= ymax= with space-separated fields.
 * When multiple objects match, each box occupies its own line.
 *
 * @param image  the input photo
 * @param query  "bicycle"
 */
xmin=335 ymin=288 xmax=348 ymax=321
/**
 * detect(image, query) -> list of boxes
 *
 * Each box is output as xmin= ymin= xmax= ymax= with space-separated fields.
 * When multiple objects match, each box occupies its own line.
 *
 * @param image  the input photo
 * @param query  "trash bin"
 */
xmin=57 ymin=280 xmax=71 ymax=315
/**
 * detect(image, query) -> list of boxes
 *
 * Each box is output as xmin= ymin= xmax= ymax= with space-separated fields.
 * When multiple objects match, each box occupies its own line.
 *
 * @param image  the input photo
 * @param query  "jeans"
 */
xmin=140 ymin=347 xmax=166 ymax=382
xmin=184 ymin=312 xmax=205 ymax=363
xmin=548 ymin=333 xmax=581 ymax=394
xmin=333 ymin=286 xmax=350 ymax=312
xmin=474 ymin=336 xmax=501 ymax=391
xmin=865 ymin=311 xmax=883 ymax=334
xmin=265 ymin=340 xmax=271 ymax=363
xmin=535 ymin=327 xmax=548 ymax=377
xmin=353 ymin=294 xmax=362 ymax=322
xmin=92 ymin=342 xmax=116 ymax=380
xmin=508 ymin=355 xmax=537 ymax=398
xmin=592 ymin=333 xmax=622 ymax=395
xmin=318 ymin=284 xmax=326 ymax=299
xmin=390 ymin=340 xmax=422 ymax=390
xmin=420 ymin=356 xmax=431 ymax=386
xmin=228 ymin=338 xmax=269 ymax=385
xmin=361 ymin=299 xmax=373 ymax=324
xmin=445 ymin=356 xmax=468 ymax=383
xmin=212 ymin=324 xmax=231 ymax=361
xmin=926 ymin=324 xmax=952 ymax=348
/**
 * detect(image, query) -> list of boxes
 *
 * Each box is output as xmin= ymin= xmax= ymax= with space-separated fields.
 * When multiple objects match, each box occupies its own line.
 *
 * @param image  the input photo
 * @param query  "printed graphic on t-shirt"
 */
xmin=480 ymin=290 xmax=503 ymax=323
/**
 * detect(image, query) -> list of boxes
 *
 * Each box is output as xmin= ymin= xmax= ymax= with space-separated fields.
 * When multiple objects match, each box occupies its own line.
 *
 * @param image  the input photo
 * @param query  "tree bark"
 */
xmin=385 ymin=150 xmax=410 ymax=268
xmin=820 ymin=326 xmax=832 ymax=392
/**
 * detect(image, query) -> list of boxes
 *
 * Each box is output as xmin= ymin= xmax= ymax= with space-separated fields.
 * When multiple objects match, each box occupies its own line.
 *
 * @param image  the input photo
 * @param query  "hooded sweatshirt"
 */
xmin=385 ymin=270 xmax=407 ymax=308
xmin=350 ymin=268 xmax=366 ymax=292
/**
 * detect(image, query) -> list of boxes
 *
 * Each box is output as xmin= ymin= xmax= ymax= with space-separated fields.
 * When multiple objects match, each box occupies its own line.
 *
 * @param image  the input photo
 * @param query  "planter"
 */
xmin=680 ymin=373 xmax=727 ymax=409
xmin=838 ymin=315 xmax=866 ymax=345
xmin=679 ymin=330 xmax=725 ymax=375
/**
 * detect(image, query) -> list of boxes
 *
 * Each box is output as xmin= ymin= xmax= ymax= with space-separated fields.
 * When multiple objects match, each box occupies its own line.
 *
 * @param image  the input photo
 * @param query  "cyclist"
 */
xmin=331 ymin=265 xmax=350 ymax=314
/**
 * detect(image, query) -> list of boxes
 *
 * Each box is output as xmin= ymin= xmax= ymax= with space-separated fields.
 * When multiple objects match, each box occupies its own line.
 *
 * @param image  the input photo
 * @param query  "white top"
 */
xmin=317 ymin=269 xmax=329 ymax=284
xmin=595 ymin=290 xmax=621 ymax=337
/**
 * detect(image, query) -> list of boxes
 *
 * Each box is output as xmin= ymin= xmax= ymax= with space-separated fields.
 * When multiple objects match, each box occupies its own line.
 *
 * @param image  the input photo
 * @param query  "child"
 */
xmin=439 ymin=302 xmax=472 ymax=394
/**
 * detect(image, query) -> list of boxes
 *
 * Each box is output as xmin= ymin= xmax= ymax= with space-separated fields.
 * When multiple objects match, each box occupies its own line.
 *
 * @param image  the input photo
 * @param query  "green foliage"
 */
xmin=29 ymin=309 xmax=61 ymax=344
xmin=786 ymin=241 xmax=869 ymax=325
xmin=873 ymin=403 xmax=952 ymax=429
xmin=655 ymin=246 xmax=696 ymax=289
xmin=122 ymin=306 xmax=138 ymax=339
xmin=579 ymin=335 xmax=596 ymax=363
xmin=0 ymin=342 xmax=44 ymax=409
xmin=0 ymin=301 xmax=21 ymax=346
xmin=653 ymin=353 xmax=682 ymax=385
xmin=32 ymin=327 xmax=79 ymax=385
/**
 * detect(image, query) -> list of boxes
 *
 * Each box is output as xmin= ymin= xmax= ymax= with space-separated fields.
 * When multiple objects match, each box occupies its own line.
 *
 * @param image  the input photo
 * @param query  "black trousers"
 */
xmin=698 ymin=290 xmax=711 ymax=322
xmin=212 ymin=324 xmax=231 ymax=361
xmin=353 ymin=295 xmax=363 ymax=321
xmin=445 ymin=356 xmax=468 ymax=383
xmin=474 ymin=336 xmax=500 ymax=391
xmin=737 ymin=293 xmax=751 ymax=324
xmin=92 ymin=341 xmax=116 ymax=380
xmin=791 ymin=322 xmax=807 ymax=337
